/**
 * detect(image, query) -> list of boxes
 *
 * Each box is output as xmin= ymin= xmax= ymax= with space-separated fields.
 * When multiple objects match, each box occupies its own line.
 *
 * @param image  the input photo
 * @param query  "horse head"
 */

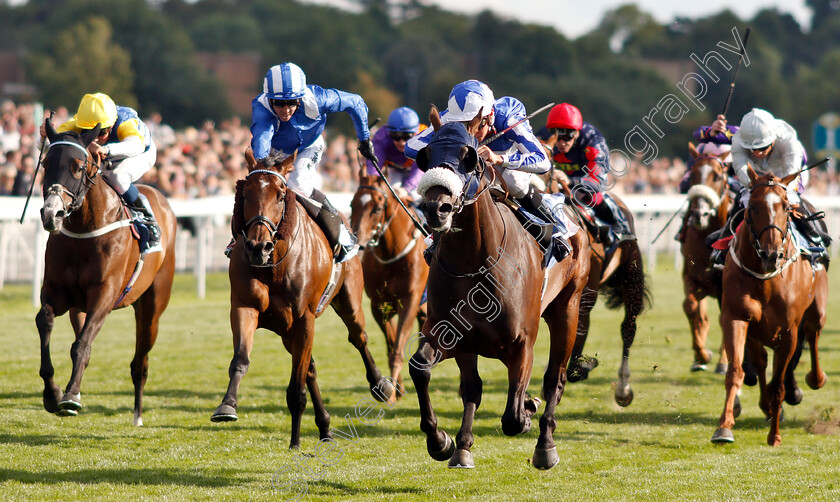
xmin=233 ymin=154 xmax=296 ymax=267
xmin=686 ymin=142 xmax=730 ymax=231
xmin=40 ymin=119 xmax=103 ymax=233
xmin=350 ymin=173 xmax=391 ymax=248
xmin=744 ymin=166 xmax=798 ymax=273
xmin=415 ymin=106 xmax=484 ymax=232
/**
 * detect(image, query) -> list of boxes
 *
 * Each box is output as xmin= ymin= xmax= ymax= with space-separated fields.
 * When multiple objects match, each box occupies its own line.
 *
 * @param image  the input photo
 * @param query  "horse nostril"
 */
xmin=262 ymin=242 xmax=274 ymax=255
xmin=438 ymin=203 xmax=453 ymax=214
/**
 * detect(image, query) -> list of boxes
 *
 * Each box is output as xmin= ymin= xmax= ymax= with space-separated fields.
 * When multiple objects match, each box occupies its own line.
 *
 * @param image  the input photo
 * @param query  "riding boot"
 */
xmin=592 ymin=194 xmax=632 ymax=246
xmin=307 ymin=189 xmax=358 ymax=262
xmin=707 ymin=208 xmax=744 ymax=268
xmin=792 ymin=209 xmax=832 ymax=264
xmin=516 ymin=186 xmax=571 ymax=262
xmin=126 ymin=191 xmax=161 ymax=249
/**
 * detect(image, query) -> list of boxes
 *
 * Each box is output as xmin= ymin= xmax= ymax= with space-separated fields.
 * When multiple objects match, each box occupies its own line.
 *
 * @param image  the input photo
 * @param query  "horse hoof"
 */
xmin=767 ymin=434 xmax=781 ymax=447
xmin=568 ymin=356 xmax=599 ymax=383
xmin=615 ymin=387 xmax=634 ymax=407
xmin=806 ymin=370 xmax=827 ymax=390
xmin=58 ymin=393 xmax=82 ymax=412
xmin=690 ymin=361 xmax=708 ymax=372
xmin=711 ymin=428 xmax=734 ymax=443
xmin=733 ymin=395 xmax=742 ymax=418
xmin=211 ymin=404 xmax=238 ymax=422
xmin=714 ymin=363 xmax=728 ymax=375
xmin=525 ymin=396 xmax=542 ymax=415
xmin=743 ymin=373 xmax=757 ymax=387
xmin=56 ymin=408 xmax=78 ymax=417
xmin=43 ymin=388 xmax=63 ymax=414
xmin=532 ymin=446 xmax=559 ymax=470
xmin=784 ymin=387 xmax=803 ymax=406
xmin=372 ymin=378 xmax=396 ymax=403
xmin=133 ymin=411 xmax=144 ymax=427
xmin=428 ymin=432 xmax=455 ymax=462
xmin=448 ymin=449 xmax=474 ymax=469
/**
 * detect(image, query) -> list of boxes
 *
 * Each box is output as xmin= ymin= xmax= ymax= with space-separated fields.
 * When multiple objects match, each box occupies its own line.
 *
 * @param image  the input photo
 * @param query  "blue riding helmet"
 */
xmin=263 ymin=62 xmax=307 ymax=100
xmin=444 ymin=80 xmax=495 ymax=123
xmin=387 ymin=107 xmax=420 ymax=134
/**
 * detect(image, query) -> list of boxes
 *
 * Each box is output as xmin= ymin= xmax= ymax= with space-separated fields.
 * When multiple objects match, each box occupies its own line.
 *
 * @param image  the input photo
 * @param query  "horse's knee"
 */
xmin=501 ymin=409 xmax=530 ymax=437
xmin=36 ymin=306 xmax=55 ymax=334
xmin=286 ymin=387 xmax=307 ymax=414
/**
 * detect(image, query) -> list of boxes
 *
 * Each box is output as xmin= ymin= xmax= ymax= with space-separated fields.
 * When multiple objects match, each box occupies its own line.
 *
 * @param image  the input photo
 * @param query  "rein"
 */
xmin=356 ymin=183 xmax=421 ymax=265
xmin=243 ymin=169 xmax=299 ymax=268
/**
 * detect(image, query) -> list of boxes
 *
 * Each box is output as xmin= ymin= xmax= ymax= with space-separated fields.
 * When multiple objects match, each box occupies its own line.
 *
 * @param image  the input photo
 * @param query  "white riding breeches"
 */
xmin=102 ymin=142 xmax=157 ymax=195
xmin=272 ymin=135 xmax=325 ymax=199
xmin=502 ymin=168 xmax=532 ymax=199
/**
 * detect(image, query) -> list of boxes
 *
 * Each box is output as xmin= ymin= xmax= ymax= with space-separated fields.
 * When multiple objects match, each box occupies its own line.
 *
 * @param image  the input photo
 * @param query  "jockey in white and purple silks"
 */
xmin=365 ymin=107 xmax=424 ymax=200
xmin=248 ymin=62 xmax=379 ymax=262
xmin=406 ymin=80 xmax=571 ymax=260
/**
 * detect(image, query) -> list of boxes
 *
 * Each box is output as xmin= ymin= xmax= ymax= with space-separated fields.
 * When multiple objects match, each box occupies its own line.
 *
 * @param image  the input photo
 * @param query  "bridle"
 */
xmin=686 ymin=155 xmax=729 ymax=220
xmin=44 ymin=140 xmax=100 ymax=216
xmin=356 ymin=183 xmax=396 ymax=248
xmin=242 ymin=169 xmax=298 ymax=267
xmin=732 ymin=179 xmax=797 ymax=279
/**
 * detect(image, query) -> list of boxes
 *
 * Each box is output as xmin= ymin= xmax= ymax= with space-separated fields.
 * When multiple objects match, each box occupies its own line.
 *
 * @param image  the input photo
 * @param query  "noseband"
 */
xmin=356 ymin=184 xmax=393 ymax=247
xmin=687 ymin=155 xmax=729 ymax=216
xmin=242 ymin=169 xmax=287 ymax=242
xmin=45 ymin=140 xmax=100 ymax=215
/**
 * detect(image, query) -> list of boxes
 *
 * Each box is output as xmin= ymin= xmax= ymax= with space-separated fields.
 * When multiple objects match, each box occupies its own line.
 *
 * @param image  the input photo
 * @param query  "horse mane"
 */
xmin=232 ymin=177 xmax=298 ymax=239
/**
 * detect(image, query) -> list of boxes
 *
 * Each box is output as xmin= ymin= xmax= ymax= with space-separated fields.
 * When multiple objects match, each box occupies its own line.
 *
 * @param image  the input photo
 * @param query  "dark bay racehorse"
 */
xmin=410 ymin=108 xmax=590 ymax=470
xmin=712 ymin=168 xmax=827 ymax=446
xmin=38 ymin=121 xmax=176 ymax=425
xmin=350 ymin=173 xmax=429 ymax=391
xmin=212 ymin=153 xmax=395 ymax=449
xmin=681 ymin=142 xmax=731 ymax=372
xmin=546 ymin=169 xmax=649 ymax=407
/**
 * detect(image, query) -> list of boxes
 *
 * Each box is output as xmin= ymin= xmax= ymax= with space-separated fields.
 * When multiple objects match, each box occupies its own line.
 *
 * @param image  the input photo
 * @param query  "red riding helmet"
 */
xmin=547 ymin=103 xmax=582 ymax=130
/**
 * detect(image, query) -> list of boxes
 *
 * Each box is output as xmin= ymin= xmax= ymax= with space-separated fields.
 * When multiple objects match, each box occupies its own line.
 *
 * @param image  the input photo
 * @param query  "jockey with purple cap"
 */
xmin=406 ymin=80 xmax=571 ymax=261
xmin=365 ymin=106 xmax=425 ymax=200
xmin=242 ymin=62 xmax=379 ymax=262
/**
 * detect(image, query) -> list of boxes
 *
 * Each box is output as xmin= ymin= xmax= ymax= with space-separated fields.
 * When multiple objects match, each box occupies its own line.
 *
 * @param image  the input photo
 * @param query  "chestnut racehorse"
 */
xmin=545 ymin=171 xmax=649 ymax=407
xmin=680 ymin=142 xmax=731 ymax=372
xmin=212 ymin=154 xmax=395 ymax=449
xmin=410 ymin=108 xmax=590 ymax=470
xmin=712 ymin=168 xmax=827 ymax=446
xmin=37 ymin=121 xmax=176 ymax=426
xmin=350 ymin=173 xmax=429 ymax=390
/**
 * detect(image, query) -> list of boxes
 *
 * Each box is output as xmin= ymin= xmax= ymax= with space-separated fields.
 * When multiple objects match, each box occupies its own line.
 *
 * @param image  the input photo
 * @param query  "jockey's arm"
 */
xmin=315 ymin=86 xmax=371 ymax=142
xmin=102 ymin=119 xmax=145 ymax=159
xmin=249 ymin=99 xmax=278 ymax=161
xmin=491 ymin=125 xmax=550 ymax=174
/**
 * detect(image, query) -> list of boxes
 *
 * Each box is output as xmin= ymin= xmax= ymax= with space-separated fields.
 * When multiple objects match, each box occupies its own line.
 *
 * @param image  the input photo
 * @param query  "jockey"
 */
xmin=365 ymin=106 xmax=425 ymax=200
xmin=405 ymin=80 xmax=570 ymax=260
xmin=679 ymin=114 xmax=738 ymax=193
xmin=709 ymin=108 xmax=830 ymax=266
xmin=248 ymin=62 xmax=378 ymax=262
xmin=540 ymin=103 xmax=631 ymax=245
xmin=47 ymin=93 xmax=160 ymax=250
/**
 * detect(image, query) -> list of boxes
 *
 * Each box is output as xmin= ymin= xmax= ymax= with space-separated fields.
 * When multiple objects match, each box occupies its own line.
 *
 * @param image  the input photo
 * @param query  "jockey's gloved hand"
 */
xmin=358 ymin=138 xmax=379 ymax=165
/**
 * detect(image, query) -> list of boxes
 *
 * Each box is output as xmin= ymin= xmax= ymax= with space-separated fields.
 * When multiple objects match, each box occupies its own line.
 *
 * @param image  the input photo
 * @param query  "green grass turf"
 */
xmin=1 ymin=257 xmax=839 ymax=501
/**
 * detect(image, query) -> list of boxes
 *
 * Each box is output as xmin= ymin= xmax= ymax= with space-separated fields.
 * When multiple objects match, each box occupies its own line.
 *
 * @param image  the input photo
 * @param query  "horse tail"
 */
xmin=600 ymin=262 xmax=652 ymax=314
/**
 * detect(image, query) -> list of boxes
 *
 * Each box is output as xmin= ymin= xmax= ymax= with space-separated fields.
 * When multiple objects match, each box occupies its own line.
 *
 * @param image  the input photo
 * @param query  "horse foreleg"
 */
xmin=712 ymin=315 xmax=748 ymax=443
xmin=286 ymin=312 xmax=315 ymax=450
xmin=767 ymin=334 xmax=797 ymax=447
xmin=783 ymin=329 xmax=804 ymax=405
xmin=130 ymin=289 xmax=167 ymax=426
xmin=567 ymin=286 xmax=597 ymax=382
xmin=409 ymin=338 xmax=454 ymax=462
xmin=211 ymin=305 xmax=258 ymax=423
xmin=36 ymin=303 xmax=63 ymax=414
xmin=615 ymin=273 xmax=644 ymax=407
xmin=683 ymin=288 xmax=712 ymax=371
xmin=305 ymin=357 xmax=332 ymax=441
xmin=748 ymin=339 xmax=769 ymax=417
xmin=450 ymin=353 xmax=482 ymax=469
xmin=501 ymin=342 xmax=536 ymax=437
xmin=803 ymin=272 xmax=827 ymax=390
xmin=390 ymin=292 xmax=424 ymax=392
xmin=60 ymin=302 xmax=110 ymax=412
xmin=371 ymin=298 xmax=398 ymax=380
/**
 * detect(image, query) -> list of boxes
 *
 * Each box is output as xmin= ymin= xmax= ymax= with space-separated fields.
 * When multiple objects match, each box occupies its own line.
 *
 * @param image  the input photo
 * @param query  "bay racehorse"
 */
xmin=211 ymin=152 xmax=396 ymax=449
xmin=545 ymin=169 xmax=649 ymax=407
xmin=350 ymin=172 xmax=429 ymax=391
xmin=680 ymin=142 xmax=731 ymax=372
xmin=712 ymin=168 xmax=827 ymax=446
xmin=38 ymin=121 xmax=176 ymax=426
xmin=410 ymin=108 xmax=590 ymax=470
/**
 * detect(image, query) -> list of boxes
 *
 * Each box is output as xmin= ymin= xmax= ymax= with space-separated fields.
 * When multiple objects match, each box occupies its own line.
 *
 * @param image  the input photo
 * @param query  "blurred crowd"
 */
xmin=3 ymin=100 xmax=840 ymax=198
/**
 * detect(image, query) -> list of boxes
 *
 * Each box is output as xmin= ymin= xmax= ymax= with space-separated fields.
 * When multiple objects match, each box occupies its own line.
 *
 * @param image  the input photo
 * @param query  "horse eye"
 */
xmin=371 ymin=205 xmax=382 ymax=214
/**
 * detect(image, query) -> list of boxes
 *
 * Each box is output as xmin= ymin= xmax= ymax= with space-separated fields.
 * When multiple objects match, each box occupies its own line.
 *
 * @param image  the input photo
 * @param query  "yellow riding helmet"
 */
xmin=74 ymin=93 xmax=118 ymax=129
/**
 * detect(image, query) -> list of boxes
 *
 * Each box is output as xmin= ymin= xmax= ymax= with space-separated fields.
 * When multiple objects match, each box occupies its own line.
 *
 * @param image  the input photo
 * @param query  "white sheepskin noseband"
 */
xmin=417 ymin=167 xmax=464 ymax=198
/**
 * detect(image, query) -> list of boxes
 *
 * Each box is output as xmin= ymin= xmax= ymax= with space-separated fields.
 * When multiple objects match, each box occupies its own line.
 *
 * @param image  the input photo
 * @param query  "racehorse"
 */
xmin=680 ymin=142 xmax=731 ymax=373
xmin=410 ymin=107 xmax=590 ymax=470
xmin=37 ymin=121 xmax=176 ymax=426
xmin=545 ymin=170 xmax=649 ymax=407
xmin=350 ymin=172 xmax=429 ymax=391
xmin=211 ymin=152 xmax=396 ymax=449
xmin=712 ymin=168 xmax=827 ymax=446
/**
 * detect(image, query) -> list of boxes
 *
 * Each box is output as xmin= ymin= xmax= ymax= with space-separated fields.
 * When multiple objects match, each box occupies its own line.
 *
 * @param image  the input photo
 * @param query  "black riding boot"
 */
xmin=304 ymin=189 xmax=357 ymax=262
xmin=592 ymin=195 xmax=632 ymax=246
xmin=792 ymin=208 xmax=832 ymax=265
xmin=517 ymin=186 xmax=571 ymax=262
xmin=707 ymin=208 xmax=744 ymax=268
xmin=128 ymin=193 xmax=161 ymax=250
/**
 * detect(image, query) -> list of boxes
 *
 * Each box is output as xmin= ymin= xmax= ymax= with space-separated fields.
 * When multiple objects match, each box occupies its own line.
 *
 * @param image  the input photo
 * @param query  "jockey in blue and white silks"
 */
xmin=245 ymin=62 xmax=378 ymax=262
xmin=407 ymin=80 xmax=570 ymax=262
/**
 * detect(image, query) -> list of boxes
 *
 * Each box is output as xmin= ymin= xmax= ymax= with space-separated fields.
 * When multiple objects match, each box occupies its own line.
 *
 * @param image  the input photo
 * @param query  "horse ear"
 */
xmin=466 ymin=108 xmax=484 ymax=136
xmin=746 ymin=162 xmax=759 ymax=185
xmin=244 ymin=147 xmax=258 ymax=170
xmin=460 ymin=145 xmax=479 ymax=173
xmin=279 ymin=152 xmax=296 ymax=177
xmin=780 ymin=171 xmax=799 ymax=186
xmin=80 ymin=123 xmax=101 ymax=146
xmin=415 ymin=146 xmax=430 ymax=172
xmin=45 ymin=117 xmax=58 ymax=142
xmin=688 ymin=141 xmax=699 ymax=159
xmin=429 ymin=105 xmax=441 ymax=132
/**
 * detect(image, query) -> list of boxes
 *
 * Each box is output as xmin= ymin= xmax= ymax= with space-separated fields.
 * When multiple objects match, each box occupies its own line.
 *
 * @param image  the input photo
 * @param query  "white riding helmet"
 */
xmin=443 ymin=80 xmax=495 ymax=124
xmin=738 ymin=108 xmax=777 ymax=150
xmin=263 ymin=62 xmax=307 ymax=100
